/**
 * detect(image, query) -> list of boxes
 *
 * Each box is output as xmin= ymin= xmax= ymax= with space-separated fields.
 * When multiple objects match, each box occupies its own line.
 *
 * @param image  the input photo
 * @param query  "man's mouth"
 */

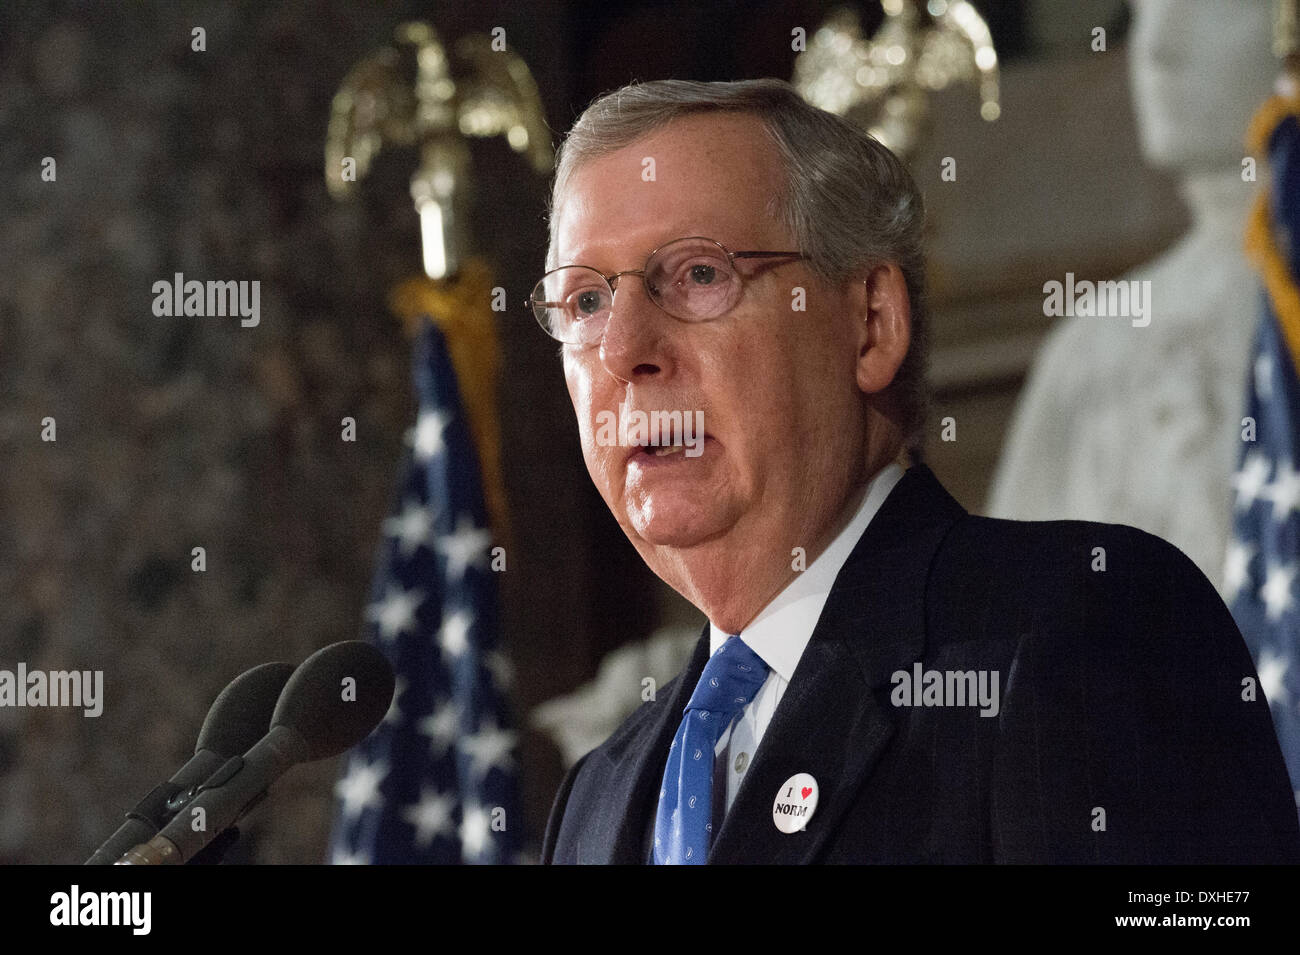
xmin=606 ymin=406 xmax=712 ymax=466
xmin=646 ymin=444 xmax=686 ymax=458
xmin=624 ymin=433 xmax=714 ymax=467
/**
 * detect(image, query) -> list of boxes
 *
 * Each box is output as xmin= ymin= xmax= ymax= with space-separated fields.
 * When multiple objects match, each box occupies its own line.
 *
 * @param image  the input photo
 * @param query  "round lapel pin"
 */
xmin=772 ymin=773 xmax=818 ymax=833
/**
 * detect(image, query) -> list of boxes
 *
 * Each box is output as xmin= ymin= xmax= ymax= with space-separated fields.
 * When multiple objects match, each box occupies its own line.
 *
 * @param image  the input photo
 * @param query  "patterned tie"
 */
xmin=653 ymin=635 xmax=769 ymax=864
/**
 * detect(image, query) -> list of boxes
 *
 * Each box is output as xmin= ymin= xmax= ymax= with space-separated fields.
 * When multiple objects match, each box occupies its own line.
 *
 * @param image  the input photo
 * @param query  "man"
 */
xmin=534 ymin=78 xmax=1300 ymax=863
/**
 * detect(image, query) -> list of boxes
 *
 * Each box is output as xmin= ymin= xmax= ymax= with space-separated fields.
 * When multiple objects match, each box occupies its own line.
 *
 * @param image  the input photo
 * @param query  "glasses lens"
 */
xmin=646 ymin=238 xmax=738 ymax=320
xmin=532 ymin=266 xmax=611 ymax=344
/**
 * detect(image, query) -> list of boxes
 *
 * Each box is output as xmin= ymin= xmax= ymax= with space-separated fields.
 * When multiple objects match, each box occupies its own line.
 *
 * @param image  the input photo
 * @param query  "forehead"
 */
xmin=553 ymin=112 xmax=789 ymax=266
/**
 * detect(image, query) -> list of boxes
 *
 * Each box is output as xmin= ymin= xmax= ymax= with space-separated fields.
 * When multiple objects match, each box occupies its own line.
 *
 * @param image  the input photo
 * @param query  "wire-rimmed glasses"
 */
xmin=528 ymin=236 xmax=805 ymax=345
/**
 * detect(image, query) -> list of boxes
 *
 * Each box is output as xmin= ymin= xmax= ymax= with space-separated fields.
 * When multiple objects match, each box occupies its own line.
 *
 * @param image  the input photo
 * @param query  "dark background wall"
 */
xmin=1 ymin=0 xmax=1176 ymax=863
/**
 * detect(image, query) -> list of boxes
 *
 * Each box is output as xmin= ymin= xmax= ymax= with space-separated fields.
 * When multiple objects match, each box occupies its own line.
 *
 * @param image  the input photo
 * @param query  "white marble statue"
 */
xmin=987 ymin=0 xmax=1277 ymax=592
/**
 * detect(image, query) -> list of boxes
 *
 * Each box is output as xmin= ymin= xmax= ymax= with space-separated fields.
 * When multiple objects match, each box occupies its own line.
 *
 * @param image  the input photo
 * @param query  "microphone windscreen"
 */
xmin=271 ymin=641 xmax=395 ymax=761
xmin=196 ymin=661 xmax=297 ymax=756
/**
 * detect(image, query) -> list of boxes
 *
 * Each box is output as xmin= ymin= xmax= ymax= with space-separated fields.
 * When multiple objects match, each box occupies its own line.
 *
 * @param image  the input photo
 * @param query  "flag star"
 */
xmin=439 ymin=608 xmax=474 ymax=659
xmin=436 ymin=515 xmax=492 ymax=582
xmin=1257 ymin=648 xmax=1291 ymax=710
xmin=334 ymin=757 xmax=388 ymax=821
xmin=460 ymin=803 xmax=493 ymax=860
xmin=1255 ymin=351 xmax=1274 ymax=400
xmin=484 ymin=649 xmax=514 ymax=690
xmin=459 ymin=718 xmax=517 ymax=781
xmin=1259 ymin=561 xmax=1297 ymax=622
xmin=411 ymin=408 xmax=452 ymax=461
xmin=330 ymin=846 xmax=372 ymax=865
xmin=1232 ymin=452 xmax=1273 ymax=510
xmin=365 ymin=584 xmax=422 ymax=642
xmin=382 ymin=676 xmax=408 ymax=726
xmin=1261 ymin=460 xmax=1300 ymax=521
xmin=383 ymin=499 xmax=435 ymax=557
xmin=418 ymin=699 xmax=461 ymax=755
xmin=401 ymin=788 xmax=457 ymax=848
xmin=1222 ymin=540 xmax=1257 ymax=606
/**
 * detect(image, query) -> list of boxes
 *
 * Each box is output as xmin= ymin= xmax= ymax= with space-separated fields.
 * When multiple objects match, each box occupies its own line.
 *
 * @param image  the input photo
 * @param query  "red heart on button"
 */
xmin=801 ymin=787 xmax=812 ymax=800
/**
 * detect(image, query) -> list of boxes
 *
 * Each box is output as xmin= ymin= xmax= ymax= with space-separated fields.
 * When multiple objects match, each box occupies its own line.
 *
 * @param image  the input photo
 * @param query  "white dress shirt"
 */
xmin=708 ymin=462 xmax=905 ymax=816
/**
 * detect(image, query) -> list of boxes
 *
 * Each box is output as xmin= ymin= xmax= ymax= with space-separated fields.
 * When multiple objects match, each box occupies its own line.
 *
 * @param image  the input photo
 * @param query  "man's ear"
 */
xmin=855 ymin=263 xmax=911 ymax=395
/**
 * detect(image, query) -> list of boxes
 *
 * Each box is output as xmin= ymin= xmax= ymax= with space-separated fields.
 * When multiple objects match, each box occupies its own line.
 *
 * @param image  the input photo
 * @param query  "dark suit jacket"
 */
xmin=542 ymin=464 xmax=1300 ymax=863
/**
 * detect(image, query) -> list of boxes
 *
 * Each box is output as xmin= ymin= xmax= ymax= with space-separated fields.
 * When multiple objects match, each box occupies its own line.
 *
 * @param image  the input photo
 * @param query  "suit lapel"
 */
xmin=708 ymin=464 xmax=966 ymax=863
xmin=587 ymin=626 xmax=711 ymax=863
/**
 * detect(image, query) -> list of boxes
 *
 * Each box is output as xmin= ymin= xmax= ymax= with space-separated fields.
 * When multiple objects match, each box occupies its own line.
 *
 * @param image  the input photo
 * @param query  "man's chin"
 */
xmin=625 ymin=501 xmax=727 ymax=550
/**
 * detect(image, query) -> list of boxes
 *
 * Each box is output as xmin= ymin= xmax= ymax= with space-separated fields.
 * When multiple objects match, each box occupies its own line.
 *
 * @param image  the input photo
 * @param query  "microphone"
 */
xmin=116 ymin=640 xmax=395 ymax=865
xmin=84 ymin=661 xmax=295 ymax=865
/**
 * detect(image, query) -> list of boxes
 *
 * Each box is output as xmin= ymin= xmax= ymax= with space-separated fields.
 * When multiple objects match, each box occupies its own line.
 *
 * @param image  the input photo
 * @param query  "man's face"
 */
xmin=553 ymin=113 xmax=871 ymax=591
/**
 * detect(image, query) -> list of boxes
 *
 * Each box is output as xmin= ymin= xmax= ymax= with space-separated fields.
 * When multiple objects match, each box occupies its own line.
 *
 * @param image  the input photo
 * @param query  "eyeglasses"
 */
xmin=527 ymin=236 xmax=805 ymax=345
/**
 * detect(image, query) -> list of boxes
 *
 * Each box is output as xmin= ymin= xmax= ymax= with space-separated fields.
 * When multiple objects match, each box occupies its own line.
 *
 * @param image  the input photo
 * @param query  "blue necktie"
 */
xmin=653 ymin=635 xmax=769 ymax=864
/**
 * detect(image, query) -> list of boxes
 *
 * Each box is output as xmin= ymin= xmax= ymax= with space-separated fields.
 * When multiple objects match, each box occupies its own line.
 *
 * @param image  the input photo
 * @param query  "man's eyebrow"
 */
xmin=556 ymin=242 xmax=647 ymax=268
xmin=557 ymin=237 xmax=615 ymax=262
xmin=562 ymin=229 xmax=741 ymax=265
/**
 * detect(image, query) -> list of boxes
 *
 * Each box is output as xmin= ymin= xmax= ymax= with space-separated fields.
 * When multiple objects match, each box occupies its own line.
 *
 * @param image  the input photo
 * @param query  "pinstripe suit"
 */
xmin=542 ymin=464 xmax=1300 ymax=863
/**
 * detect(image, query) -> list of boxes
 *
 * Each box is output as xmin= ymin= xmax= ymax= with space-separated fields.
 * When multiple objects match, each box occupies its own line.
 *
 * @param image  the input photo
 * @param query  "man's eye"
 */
xmin=688 ymin=264 xmax=718 ymax=285
xmin=573 ymin=290 xmax=604 ymax=316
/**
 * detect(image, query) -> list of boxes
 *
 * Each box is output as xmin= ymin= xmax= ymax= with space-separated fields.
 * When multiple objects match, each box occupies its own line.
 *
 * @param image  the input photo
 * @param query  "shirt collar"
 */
xmin=709 ymin=461 xmax=906 ymax=681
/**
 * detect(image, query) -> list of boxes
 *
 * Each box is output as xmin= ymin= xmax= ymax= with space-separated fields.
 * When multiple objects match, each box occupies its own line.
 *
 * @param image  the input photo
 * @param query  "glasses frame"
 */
xmin=527 ymin=236 xmax=806 ymax=344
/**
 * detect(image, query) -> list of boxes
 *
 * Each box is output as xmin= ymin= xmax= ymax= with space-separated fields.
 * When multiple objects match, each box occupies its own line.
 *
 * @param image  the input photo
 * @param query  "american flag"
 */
xmin=1226 ymin=94 xmax=1300 ymax=815
xmin=327 ymin=317 xmax=522 ymax=864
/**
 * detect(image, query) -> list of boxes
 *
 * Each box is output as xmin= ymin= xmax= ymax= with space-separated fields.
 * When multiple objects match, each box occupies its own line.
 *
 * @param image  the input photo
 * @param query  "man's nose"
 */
xmin=598 ymin=275 xmax=671 ymax=383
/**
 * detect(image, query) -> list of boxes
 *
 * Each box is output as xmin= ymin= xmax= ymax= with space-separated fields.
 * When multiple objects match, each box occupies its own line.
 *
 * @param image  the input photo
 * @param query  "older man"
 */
xmin=534 ymin=78 xmax=1300 ymax=864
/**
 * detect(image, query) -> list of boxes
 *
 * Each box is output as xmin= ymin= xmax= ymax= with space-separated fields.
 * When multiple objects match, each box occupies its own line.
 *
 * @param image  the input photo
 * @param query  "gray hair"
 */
xmin=545 ymin=77 xmax=929 ymax=452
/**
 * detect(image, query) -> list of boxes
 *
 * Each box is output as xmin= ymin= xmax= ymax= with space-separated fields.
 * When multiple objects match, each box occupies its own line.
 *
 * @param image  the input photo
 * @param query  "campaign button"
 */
xmin=772 ymin=773 xmax=818 ymax=833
